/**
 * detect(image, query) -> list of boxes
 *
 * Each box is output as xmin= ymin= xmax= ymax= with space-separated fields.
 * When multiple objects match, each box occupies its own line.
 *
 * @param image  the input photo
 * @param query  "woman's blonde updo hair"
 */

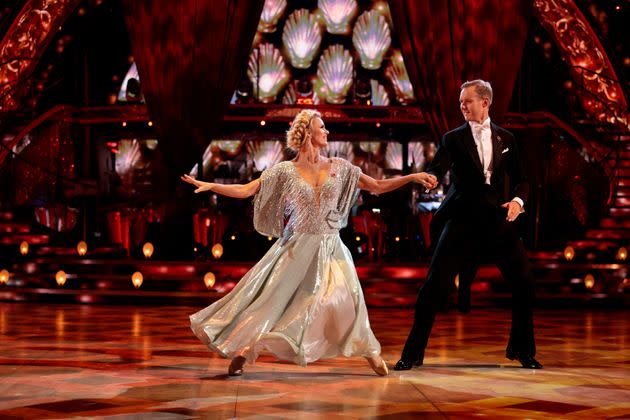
xmin=286 ymin=109 xmax=321 ymax=152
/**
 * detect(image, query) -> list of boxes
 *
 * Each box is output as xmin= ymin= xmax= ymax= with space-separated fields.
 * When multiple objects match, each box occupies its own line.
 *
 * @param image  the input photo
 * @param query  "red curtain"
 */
xmin=389 ymin=0 xmax=531 ymax=138
xmin=121 ymin=0 xmax=262 ymax=257
xmin=122 ymin=0 xmax=263 ymax=179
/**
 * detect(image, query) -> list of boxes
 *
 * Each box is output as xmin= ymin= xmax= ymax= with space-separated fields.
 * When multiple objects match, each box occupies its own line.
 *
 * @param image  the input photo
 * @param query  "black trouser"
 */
xmin=401 ymin=210 xmax=536 ymax=361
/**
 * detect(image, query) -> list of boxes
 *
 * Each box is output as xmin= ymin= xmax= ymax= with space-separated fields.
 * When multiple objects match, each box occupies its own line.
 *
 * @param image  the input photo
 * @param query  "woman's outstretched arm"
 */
xmin=180 ymin=175 xmax=261 ymax=199
xmin=357 ymin=172 xmax=437 ymax=195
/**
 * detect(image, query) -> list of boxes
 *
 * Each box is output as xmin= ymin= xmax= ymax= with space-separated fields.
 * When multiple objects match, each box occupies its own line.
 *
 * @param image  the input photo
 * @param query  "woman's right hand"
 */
xmin=181 ymin=174 xmax=213 ymax=193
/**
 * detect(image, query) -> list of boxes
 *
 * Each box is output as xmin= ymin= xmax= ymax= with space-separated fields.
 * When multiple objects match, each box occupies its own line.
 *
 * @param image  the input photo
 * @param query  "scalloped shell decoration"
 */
xmin=282 ymin=9 xmax=323 ymax=69
xmin=385 ymin=50 xmax=416 ymax=105
xmin=258 ymin=0 xmax=287 ymax=33
xmin=385 ymin=142 xmax=402 ymax=170
xmin=408 ymin=142 xmax=425 ymax=169
xmin=317 ymin=0 xmax=358 ymax=35
xmin=359 ymin=142 xmax=380 ymax=154
xmin=247 ymin=43 xmax=290 ymax=103
xmin=323 ymin=141 xmax=354 ymax=162
xmin=370 ymin=79 xmax=390 ymax=106
xmin=317 ymin=44 xmax=353 ymax=104
xmin=282 ymin=83 xmax=296 ymax=104
xmin=190 ymin=143 xmax=214 ymax=177
xmin=247 ymin=141 xmax=284 ymax=171
xmin=352 ymin=10 xmax=391 ymax=70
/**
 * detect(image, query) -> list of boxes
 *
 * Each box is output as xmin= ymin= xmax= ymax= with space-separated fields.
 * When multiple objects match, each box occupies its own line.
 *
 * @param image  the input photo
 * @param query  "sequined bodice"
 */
xmin=285 ymin=160 xmax=344 ymax=234
xmin=253 ymin=158 xmax=361 ymax=238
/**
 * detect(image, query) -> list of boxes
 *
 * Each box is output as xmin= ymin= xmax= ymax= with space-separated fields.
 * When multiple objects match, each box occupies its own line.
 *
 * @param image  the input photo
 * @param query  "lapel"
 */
xmin=461 ymin=123 xmax=483 ymax=174
xmin=491 ymin=122 xmax=503 ymax=172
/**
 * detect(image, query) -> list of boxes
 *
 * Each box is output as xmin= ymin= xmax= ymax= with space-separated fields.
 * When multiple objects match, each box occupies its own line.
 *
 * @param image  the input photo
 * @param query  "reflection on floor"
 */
xmin=0 ymin=303 xmax=628 ymax=419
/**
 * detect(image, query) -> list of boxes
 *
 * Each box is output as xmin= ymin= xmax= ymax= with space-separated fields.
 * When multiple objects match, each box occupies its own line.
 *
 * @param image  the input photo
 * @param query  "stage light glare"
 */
xmin=204 ymin=272 xmax=216 ymax=289
xmin=143 ymin=242 xmax=154 ymax=259
xmin=584 ymin=274 xmax=595 ymax=289
xmin=0 ymin=269 xmax=9 ymax=284
xmin=563 ymin=246 xmax=575 ymax=261
xmin=132 ymin=272 xmax=143 ymax=288
xmin=212 ymin=244 xmax=224 ymax=259
xmin=77 ymin=241 xmax=88 ymax=256
xmin=56 ymin=270 xmax=67 ymax=286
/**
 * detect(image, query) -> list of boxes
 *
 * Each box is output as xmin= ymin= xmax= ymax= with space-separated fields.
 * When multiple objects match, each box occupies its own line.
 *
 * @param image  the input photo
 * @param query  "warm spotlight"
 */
xmin=355 ymin=236 xmax=361 ymax=242
xmin=148 ymin=121 xmax=153 ymax=127
xmin=204 ymin=272 xmax=216 ymax=289
xmin=56 ymin=270 xmax=67 ymax=286
xmin=132 ymin=271 xmax=143 ymax=288
xmin=212 ymin=243 xmax=224 ymax=259
xmin=230 ymin=235 xmax=236 ymax=240
xmin=584 ymin=274 xmax=595 ymax=289
xmin=395 ymin=236 xmax=400 ymax=242
xmin=563 ymin=246 xmax=575 ymax=261
xmin=267 ymin=236 xmax=273 ymax=241
xmin=142 ymin=242 xmax=154 ymax=259
xmin=19 ymin=241 xmax=29 ymax=255
xmin=616 ymin=247 xmax=627 ymax=261
xmin=0 ymin=269 xmax=9 ymax=284
xmin=122 ymin=121 xmax=127 ymax=127
xmin=77 ymin=241 xmax=88 ymax=256
xmin=454 ymin=274 xmax=460 ymax=289
xmin=260 ymin=120 xmax=266 ymax=126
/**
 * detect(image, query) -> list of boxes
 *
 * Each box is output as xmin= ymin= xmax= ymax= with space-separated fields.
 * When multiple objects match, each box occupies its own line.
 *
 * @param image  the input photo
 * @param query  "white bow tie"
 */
xmin=470 ymin=119 xmax=491 ymax=132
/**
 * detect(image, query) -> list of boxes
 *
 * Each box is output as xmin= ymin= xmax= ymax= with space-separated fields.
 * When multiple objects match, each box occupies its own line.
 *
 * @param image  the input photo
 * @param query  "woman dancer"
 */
xmin=182 ymin=110 xmax=437 ymax=376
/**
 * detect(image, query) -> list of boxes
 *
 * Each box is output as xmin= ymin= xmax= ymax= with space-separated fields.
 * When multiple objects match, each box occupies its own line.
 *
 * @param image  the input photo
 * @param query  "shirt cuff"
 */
xmin=512 ymin=197 xmax=525 ymax=213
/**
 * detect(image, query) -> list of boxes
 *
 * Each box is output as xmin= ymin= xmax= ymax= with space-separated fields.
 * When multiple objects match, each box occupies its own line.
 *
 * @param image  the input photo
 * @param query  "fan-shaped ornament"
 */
xmin=385 ymin=50 xmax=416 ymax=105
xmin=352 ymin=10 xmax=391 ymax=70
xmin=282 ymin=9 xmax=323 ymax=69
xmin=317 ymin=45 xmax=353 ymax=104
xmin=385 ymin=142 xmax=402 ymax=170
xmin=247 ymin=43 xmax=290 ymax=103
xmin=370 ymin=79 xmax=390 ymax=106
xmin=317 ymin=0 xmax=358 ymax=35
xmin=247 ymin=141 xmax=284 ymax=171
xmin=258 ymin=0 xmax=287 ymax=33
xmin=324 ymin=141 xmax=354 ymax=162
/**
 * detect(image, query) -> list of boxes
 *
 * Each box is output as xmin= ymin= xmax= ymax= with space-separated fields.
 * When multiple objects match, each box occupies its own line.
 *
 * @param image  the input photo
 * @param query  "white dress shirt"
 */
xmin=469 ymin=117 xmax=493 ymax=185
xmin=469 ymin=117 xmax=524 ymax=209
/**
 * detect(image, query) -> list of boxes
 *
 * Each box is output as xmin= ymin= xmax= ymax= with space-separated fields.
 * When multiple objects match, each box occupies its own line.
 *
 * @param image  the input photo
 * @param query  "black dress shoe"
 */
xmin=393 ymin=358 xmax=423 ymax=371
xmin=393 ymin=359 xmax=414 ymax=370
xmin=506 ymin=351 xmax=543 ymax=369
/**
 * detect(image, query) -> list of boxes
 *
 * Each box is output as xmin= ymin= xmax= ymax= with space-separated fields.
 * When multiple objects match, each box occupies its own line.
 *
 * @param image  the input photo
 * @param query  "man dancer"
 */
xmin=395 ymin=80 xmax=542 ymax=370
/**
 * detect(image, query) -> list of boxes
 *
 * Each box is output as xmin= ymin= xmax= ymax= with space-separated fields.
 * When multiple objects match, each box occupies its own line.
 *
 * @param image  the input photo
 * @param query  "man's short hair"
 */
xmin=461 ymin=79 xmax=493 ymax=105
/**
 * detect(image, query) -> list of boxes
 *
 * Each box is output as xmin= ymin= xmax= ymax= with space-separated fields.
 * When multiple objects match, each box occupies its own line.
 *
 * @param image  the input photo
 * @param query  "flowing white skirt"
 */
xmin=190 ymin=233 xmax=381 ymax=366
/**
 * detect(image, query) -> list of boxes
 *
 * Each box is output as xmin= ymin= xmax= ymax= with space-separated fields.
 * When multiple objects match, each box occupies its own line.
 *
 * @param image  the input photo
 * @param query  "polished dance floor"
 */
xmin=0 ymin=303 xmax=628 ymax=419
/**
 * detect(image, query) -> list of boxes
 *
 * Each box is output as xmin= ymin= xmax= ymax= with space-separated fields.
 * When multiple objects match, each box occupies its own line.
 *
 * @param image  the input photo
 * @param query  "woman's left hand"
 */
xmin=414 ymin=172 xmax=438 ymax=190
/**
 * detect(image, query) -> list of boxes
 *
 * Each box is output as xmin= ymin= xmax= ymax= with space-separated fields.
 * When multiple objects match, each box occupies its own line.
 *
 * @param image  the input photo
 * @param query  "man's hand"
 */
xmin=502 ymin=200 xmax=522 ymax=222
